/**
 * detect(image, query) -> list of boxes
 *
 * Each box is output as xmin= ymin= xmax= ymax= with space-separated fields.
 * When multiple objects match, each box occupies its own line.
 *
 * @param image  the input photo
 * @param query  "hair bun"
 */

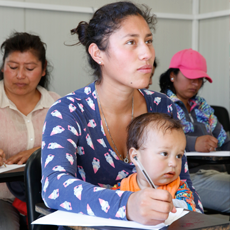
xmin=71 ymin=21 xmax=89 ymax=46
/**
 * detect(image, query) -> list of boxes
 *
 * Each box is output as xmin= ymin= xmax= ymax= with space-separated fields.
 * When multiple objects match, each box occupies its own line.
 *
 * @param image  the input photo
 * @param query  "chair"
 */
xmin=211 ymin=105 xmax=230 ymax=134
xmin=25 ymin=148 xmax=57 ymax=230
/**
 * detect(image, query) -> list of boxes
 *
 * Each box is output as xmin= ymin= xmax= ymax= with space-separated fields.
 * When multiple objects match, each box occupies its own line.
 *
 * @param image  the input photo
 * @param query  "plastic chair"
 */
xmin=24 ymin=148 xmax=57 ymax=230
xmin=211 ymin=105 xmax=230 ymax=133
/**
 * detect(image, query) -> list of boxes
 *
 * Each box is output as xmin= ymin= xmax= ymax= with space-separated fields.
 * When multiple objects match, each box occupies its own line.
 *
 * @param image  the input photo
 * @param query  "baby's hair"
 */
xmin=127 ymin=112 xmax=183 ymax=150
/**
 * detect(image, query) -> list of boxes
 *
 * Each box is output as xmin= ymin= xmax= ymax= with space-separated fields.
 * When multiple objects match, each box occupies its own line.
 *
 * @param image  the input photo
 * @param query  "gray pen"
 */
xmin=133 ymin=156 xmax=156 ymax=189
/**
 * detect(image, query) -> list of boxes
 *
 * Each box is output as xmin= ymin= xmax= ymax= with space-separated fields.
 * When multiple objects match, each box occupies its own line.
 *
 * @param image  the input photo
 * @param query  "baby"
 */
xmin=112 ymin=112 xmax=196 ymax=211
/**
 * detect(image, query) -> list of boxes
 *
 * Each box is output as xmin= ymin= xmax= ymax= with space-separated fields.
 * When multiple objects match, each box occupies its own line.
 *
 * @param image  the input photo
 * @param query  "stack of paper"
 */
xmin=0 ymin=164 xmax=25 ymax=173
xmin=32 ymin=208 xmax=188 ymax=229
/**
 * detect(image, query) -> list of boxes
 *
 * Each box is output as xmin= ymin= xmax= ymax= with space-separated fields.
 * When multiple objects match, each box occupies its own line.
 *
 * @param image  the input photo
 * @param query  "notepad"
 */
xmin=32 ymin=208 xmax=188 ymax=229
xmin=0 ymin=164 xmax=25 ymax=173
xmin=185 ymin=151 xmax=230 ymax=157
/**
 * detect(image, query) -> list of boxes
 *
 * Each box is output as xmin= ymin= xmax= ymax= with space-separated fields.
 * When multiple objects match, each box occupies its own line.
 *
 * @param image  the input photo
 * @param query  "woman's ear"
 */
xmin=88 ymin=43 xmax=103 ymax=65
xmin=170 ymin=72 xmax=175 ymax=82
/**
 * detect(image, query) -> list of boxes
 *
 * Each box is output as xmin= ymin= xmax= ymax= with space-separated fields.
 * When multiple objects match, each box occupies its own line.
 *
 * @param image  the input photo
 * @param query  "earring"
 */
xmin=98 ymin=61 xmax=101 ymax=65
xmin=171 ymin=78 xmax=174 ymax=81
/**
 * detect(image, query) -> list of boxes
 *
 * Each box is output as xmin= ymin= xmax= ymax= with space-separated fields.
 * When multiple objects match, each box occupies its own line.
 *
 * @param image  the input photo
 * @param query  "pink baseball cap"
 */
xmin=169 ymin=48 xmax=212 ymax=83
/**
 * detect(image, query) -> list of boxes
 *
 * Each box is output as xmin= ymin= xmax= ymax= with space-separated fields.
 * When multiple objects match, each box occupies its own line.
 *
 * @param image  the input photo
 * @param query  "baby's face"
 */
xmin=136 ymin=128 xmax=186 ymax=188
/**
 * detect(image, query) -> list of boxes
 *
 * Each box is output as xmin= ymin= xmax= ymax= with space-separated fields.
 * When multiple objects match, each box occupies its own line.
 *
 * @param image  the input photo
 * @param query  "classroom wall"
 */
xmin=0 ymin=0 xmax=229 ymax=112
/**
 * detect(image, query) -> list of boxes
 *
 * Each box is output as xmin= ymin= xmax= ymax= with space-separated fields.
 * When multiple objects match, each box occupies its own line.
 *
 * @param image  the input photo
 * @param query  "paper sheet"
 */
xmin=185 ymin=151 xmax=230 ymax=157
xmin=32 ymin=208 xmax=188 ymax=229
xmin=0 ymin=164 xmax=25 ymax=173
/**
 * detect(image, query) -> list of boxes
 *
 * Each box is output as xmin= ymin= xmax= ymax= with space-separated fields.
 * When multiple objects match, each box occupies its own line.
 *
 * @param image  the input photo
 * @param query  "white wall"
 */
xmin=0 ymin=0 xmax=229 ymax=112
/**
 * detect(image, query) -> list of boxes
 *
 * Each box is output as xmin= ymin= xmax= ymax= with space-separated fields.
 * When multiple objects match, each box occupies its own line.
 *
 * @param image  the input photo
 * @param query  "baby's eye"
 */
xmin=176 ymin=154 xmax=183 ymax=159
xmin=160 ymin=152 xmax=168 ymax=156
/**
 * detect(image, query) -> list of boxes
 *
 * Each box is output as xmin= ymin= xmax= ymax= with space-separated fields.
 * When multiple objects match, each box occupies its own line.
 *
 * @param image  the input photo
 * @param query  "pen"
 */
xmin=133 ymin=156 xmax=156 ymax=189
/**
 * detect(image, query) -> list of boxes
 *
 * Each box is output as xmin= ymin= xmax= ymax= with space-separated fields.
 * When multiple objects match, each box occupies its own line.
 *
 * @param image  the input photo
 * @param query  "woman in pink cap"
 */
xmin=159 ymin=48 xmax=230 ymax=213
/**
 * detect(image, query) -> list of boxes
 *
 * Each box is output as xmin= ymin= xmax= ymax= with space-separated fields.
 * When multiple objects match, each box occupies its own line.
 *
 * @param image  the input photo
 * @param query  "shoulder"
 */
xmin=48 ymin=91 xmax=61 ymax=101
xmin=140 ymin=88 xmax=172 ymax=103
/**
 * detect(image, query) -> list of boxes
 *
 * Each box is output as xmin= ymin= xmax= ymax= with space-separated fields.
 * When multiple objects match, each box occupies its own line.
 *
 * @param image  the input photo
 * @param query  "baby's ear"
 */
xmin=129 ymin=147 xmax=138 ymax=165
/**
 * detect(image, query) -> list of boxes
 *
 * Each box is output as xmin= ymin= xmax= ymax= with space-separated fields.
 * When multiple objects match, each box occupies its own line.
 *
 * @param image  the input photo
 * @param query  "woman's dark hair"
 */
xmin=153 ymin=57 xmax=158 ymax=68
xmin=71 ymin=1 xmax=157 ymax=83
xmin=0 ymin=32 xmax=51 ymax=89
xmin=127 ymin=112 xmax=183 ymax=151
xmin=159 ymin=68 xmax=179 ymax=94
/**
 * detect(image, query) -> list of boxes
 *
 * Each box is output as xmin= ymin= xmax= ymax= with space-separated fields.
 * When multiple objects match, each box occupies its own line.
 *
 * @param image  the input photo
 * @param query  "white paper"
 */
xmin=0 ymin=164 xmax=25 ymax=173
xmin=185 ymin=151 xmax=230 ymax=157
xmin=32 ymin=208 xmax=188 ymax=229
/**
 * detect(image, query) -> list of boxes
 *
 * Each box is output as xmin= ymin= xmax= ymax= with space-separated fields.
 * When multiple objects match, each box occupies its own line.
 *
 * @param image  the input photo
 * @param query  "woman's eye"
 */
xmin=160 ymin=152 xmax=167 ymax=156
xmin=27 ymin=68 xmax=34 ymax=71
xmin=9 ymin=66 xmax=17 ymax=70
xmin=146 ymin=39 xmax=153 ymax=44
xmin=127 ymin=40 xmax=135 ymax=45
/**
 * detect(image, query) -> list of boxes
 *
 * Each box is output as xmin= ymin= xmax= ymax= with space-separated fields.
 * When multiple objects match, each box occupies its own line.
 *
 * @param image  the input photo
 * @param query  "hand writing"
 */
xmin=195 ymin=135 xmax=218 ymax=152
xmin=6 ymin=147 xmax=40 ymax=165
xmin=126 ymin=188 xmax=176 ymax=225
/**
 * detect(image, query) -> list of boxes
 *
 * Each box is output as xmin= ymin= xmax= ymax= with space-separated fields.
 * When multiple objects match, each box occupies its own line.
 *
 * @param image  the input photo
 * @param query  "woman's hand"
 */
xmin=195 ymin=135 xmax=218 ymax=152
xmin=6 ymin=146 xmax=40 ymax=165
xmin=0 ymin=149 xmax=6 ymax=167
xmin=126 ymin=188 xmax=176 ymax=225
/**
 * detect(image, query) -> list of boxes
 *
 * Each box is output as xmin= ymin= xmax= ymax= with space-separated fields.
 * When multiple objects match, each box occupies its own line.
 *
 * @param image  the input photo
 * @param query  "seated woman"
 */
xmin=159 ymin=48 xmax=230 ymax=213
xmin=41 ymin=2 xmax=203 ymax=229
xmin=0 ymin=32 xmax=60 ymax=230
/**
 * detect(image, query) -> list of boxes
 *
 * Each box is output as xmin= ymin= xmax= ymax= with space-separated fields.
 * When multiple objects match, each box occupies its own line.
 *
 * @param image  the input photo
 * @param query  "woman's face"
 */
xmin=2 ymin=50 xmax=45 ymax=97
xmin=171 ymin=71 xmax=203 ymax=101
xmin=100 ymin=15 xmax=155 ymax=89
xmin=145 ymin=66 xmax=155 ymax=89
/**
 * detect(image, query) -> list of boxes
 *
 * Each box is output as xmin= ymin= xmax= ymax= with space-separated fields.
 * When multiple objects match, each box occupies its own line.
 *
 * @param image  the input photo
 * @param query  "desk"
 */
xmin=0 ymin=166 xmax=25 ymax=183
xmin=35 ymin=203 xmax=230 ymax=230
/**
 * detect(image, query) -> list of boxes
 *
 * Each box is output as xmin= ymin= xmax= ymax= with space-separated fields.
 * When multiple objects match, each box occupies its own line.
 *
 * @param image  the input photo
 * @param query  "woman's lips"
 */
xmin=15 ymin=83 xmax=26 ymax=87
xmin=137 ymin=65 xmax=152 ymax=73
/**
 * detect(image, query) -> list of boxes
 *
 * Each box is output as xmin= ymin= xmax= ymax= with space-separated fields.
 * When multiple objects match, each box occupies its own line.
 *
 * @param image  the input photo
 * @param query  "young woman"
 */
xmin=0 ymin=32 xmax=60 ymax=229
xmin=41 ymin=2 xmax=203 ymax=227
xmin=159 ymin=48 xmax=230 ymax=213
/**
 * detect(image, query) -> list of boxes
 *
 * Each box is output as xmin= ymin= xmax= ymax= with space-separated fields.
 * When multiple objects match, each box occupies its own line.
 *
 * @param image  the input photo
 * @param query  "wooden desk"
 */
xmin=0 ymin=166 xmax=25 ymax=183
xmin=35 ymin=203 xmax=230 ymax=230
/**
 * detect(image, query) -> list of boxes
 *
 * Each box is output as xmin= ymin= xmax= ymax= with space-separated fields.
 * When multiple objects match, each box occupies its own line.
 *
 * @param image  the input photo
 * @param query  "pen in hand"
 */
xmin=133 ymin=156 xmax=156 ymax=189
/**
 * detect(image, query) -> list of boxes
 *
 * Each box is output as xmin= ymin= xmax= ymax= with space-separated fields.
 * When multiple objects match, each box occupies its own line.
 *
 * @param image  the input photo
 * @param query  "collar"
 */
xmin=166 ymin=89 xmax=200 ymax=111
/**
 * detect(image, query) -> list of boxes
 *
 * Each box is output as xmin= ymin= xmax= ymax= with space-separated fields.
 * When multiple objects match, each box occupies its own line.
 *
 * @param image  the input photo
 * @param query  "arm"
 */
xmin=41 ymin=97 xmax=133 ymax=220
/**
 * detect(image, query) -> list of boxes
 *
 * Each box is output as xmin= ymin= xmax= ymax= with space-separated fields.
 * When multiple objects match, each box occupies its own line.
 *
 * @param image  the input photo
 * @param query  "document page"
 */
xmin=0 ymin=164 xmax=25 ymax=173
xmin=32 ymin=208 xmax=188 ymax=229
